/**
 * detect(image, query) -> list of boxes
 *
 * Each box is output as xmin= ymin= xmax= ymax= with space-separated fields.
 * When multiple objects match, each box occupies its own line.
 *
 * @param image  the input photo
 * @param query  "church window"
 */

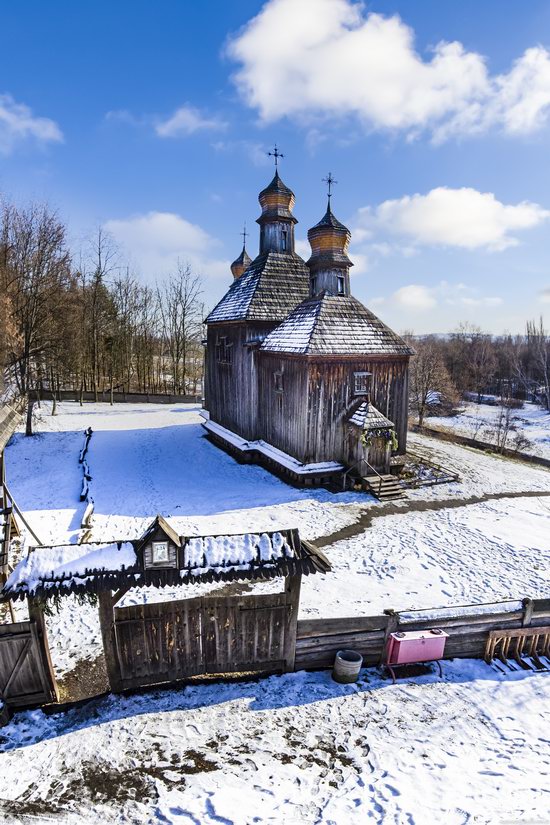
xmin=216 ymin=336 xmax=233 ymax=364
xmin=274 ymin=371 xmax=284 ymax=393
xmin=311 ymin=276 xmax=317 ymax=295
xmin=281 ymin=229 xmax=288 ymax=251
xmin=337 ymin=275 xmax=345 ymax=295
xmin=353 ymin=371 xmax=371 ymax=395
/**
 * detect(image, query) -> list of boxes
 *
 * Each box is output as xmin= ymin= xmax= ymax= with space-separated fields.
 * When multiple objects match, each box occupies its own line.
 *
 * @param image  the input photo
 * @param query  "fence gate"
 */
xmin=105 ymin=590 xmax=296 ymax=692
xmin=0 ymin=620 xmax=58 ymax=708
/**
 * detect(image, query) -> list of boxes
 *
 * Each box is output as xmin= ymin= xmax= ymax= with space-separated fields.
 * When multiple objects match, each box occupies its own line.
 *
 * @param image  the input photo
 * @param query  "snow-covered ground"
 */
xmin=2 ymin=401 xmax=550 ymax=824
xmin=0 ymin=661 xmax=548 ymax=824
xmin=427 ymin=399 xmax=550 ymax=460
xmin=5 ymin=401 xmax=550 ymax=674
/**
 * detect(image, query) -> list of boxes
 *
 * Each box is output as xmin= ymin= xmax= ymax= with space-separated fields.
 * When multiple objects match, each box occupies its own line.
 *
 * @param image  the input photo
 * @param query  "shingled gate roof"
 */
xmin=0 ymin=405 xmax=22 ymax=453
xmin=1 ymin=524 xmax=331 ymax=601
xmin=206 ymin=251 xmax=310 ymax=324
xmin=260 ymin=294 xmax=414 ymax=356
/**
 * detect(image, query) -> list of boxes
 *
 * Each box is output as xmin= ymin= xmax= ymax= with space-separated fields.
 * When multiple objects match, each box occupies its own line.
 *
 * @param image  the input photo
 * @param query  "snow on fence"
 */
xmin=78 ymin=428 xmax=94 ymax=531
xmin=295 ymin=597 xmax=550 ymax=670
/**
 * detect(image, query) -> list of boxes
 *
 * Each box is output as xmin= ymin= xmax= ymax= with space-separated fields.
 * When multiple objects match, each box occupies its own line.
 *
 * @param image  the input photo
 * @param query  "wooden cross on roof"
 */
xmin=268 ymin=143 xmax=284 ymax=168
xmin=322 ymin=172 xmax=338 ymax=201
xmin=240 ymin=223 xmax=248 ymax=246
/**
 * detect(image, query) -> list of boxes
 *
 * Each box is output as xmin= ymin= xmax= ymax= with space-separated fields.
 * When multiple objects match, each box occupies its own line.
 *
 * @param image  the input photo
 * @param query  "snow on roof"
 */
xmin=2 ymin=522 xmax=331 ymax=600
xmin=206 ymin=252 xmax=309 ymax=323
xmin=348 ymin=402 xmax=394 ymax=430
xmin=184 ymin=532 xmax=293 ymax=577
xmin=260 ymin=294 xmax=414 ymax=356
xmin=5 ymin=542 xmax=137 ymax=596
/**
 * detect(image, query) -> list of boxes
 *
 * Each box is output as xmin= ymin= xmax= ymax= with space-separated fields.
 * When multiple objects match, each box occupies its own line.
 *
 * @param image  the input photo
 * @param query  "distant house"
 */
xmin=203 ymin=171 xmax=413 ymax=484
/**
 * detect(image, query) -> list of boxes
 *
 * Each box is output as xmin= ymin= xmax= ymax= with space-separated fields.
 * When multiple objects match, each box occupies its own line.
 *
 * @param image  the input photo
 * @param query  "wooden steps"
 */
xmin=362 ymin=474 xmax=407 ymax=501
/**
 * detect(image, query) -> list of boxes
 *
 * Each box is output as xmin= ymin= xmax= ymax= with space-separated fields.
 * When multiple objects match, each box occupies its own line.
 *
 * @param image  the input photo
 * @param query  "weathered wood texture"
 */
xmin=257 ymin=355 xmax=409 ymax=464
xmin=108 ymin=586 xmax=300 ymax=692
xmin=205 ymin=321 xmax=277 ymax=441
xmin=0 ymin=619 xmax=58 ymax=708
xmin=295 ymin=599 xmax=550 ymax=670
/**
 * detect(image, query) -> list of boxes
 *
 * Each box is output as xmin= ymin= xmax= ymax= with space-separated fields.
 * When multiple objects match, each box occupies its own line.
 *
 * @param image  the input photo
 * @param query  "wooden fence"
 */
xmin=295 ymin=597 xmax=550 ymax=670
xmin=414 ymin=424 xmax=550 ymax=471
xmin=30 ymin=389 xmax=201 ymax=405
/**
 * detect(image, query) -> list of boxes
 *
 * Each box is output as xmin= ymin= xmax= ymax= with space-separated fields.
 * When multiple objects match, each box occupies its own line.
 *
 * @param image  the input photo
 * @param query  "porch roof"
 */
xmin=347 ymin=401 xmax=394 ymax=430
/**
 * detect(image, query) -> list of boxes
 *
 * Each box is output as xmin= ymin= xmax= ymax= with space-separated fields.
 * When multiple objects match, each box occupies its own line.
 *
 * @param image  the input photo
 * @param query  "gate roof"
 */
xmin=1 ymin=521 xmax=331 ymax=601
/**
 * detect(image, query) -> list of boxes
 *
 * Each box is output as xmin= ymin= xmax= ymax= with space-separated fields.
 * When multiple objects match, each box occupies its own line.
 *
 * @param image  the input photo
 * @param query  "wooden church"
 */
xmin=202 ymin=165 xmax=413 ymax=489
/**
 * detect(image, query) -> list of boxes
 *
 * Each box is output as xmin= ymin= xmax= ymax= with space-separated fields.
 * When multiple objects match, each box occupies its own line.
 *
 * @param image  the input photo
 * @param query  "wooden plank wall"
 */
xmin=110 ymin=585 xmax=300 ymax=692
xmin=295 ymin=598 xmax=550 ymax=670
xmin=205 ymin=321 xmax=276 ymax=441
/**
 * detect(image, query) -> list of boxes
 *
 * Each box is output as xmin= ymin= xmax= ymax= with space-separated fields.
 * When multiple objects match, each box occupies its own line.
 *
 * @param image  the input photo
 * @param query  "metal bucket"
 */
xmin=332 ymin=649 xmax=363 ymax=683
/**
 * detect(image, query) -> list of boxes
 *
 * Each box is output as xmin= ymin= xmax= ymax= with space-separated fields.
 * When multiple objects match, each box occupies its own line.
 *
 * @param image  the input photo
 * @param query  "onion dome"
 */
xmin=307 ymin=201 xmax=353 ymax=273
xmin=230 ymin=245 xmax=252 ymax=280
xmin=257 ymin=171 xmax=297 ymax=225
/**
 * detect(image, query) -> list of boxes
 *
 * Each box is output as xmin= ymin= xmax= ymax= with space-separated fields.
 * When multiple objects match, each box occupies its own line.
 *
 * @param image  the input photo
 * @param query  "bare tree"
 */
xmin=407 ymin=336 xmax=458 ymax=426
xmin=157 ymin=263 xmax=203 ymax=394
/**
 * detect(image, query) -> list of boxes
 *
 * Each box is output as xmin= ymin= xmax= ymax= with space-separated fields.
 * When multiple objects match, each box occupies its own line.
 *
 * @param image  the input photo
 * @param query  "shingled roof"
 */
xmin=260 ymin=294 xmax=414 ymax=356
xmin=2 ymin=523 xmax=331 ymax=601
xmin=206 ymin=251 xmax=310 ymax=323
xmin=0 ymin=405 xmax=21 ymax=453
xmin=348 ymin=401 xmax=394 ymax=430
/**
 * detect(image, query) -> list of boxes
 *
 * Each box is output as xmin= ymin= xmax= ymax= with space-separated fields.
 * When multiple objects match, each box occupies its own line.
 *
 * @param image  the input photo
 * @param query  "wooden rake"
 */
xmin=484 ymin=626 xmax=550 ymax=672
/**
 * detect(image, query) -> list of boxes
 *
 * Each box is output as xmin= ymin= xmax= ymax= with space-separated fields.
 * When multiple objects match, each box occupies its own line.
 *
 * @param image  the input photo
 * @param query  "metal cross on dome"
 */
xmin=240 ymin=223 xmax=248 ymax=245
xmin=323 ymin=172 xmax=338 ymax=201
xmin=267 ymin=143 xmax=284 ymax=167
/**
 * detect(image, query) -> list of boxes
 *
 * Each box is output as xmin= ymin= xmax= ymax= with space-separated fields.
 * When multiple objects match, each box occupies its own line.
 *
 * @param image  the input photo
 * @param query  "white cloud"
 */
xmin=0 ymin=93 xmax=63 ymax=154
xmin=390 ymin=281 xmax=503 ymax=312
xmin=228 ymin=0 xmax=550 ymax=141
xmin=155 ymin=105 xmax=227 ymax=137
xmin=394 ymin=284 xmax=437 ymax=311
xmin=541 ymin=288 xmax=550 ymax=304
xmin=104 ymin=212 xmax=230 ymax=279
xmin=355 ymin=187 xmax=550 ymax=251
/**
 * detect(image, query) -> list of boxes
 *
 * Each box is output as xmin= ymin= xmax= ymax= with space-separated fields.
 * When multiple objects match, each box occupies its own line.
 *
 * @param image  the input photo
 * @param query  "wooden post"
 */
xmin=98 ymin=590 xmax=124 ymax=692
xmin=379 ymin=609 xmax=399 ymax=665
xmin=522 ymin=597 xmax=534 ymax=627
xmin=284 ymin=574 xmax=302 ymax=672
xmin=27 ymin=596 xmax=59 ymax=703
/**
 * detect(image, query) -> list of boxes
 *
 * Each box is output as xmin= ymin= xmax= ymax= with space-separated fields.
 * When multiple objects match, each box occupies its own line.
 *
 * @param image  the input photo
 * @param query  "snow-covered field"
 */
xmin=2 ymin=400 xmax=549 ymax=824
xmin=0 ymin=661 xmax=548 ymax=824
xmin=5 ymin=401 xmax=550 ymax=673
xmin=427 ymin=399 xmax=550 ymax=460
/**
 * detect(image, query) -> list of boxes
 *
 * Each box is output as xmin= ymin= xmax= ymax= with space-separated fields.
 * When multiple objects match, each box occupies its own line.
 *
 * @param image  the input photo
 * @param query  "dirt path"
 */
xmin=315 ymin=489 xmax=550 ymax=548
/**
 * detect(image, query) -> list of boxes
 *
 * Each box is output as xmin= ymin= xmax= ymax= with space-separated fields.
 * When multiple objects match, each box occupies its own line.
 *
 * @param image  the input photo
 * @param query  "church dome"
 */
xmin=230 ymin=245 xmax=252 ymax=280
xmin=307 ymin=201 xmax=353 ymax=273
xmin=257 ymin=171 xmax=297 ymax=224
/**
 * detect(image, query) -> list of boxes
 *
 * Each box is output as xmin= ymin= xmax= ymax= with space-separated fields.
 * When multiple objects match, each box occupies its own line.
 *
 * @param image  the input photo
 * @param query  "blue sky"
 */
xmin=1 ymin=0 xmax=550 ymax=333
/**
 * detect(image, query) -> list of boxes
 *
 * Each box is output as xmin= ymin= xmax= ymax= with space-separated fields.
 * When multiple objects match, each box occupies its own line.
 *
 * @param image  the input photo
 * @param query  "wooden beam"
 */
xmin=284 ymin=574 xmax=301 ymax=672
xmin=27 ymin=597 xmax=59 ymax=703
xmin=97 ymin=590 xmax=124 ymax=692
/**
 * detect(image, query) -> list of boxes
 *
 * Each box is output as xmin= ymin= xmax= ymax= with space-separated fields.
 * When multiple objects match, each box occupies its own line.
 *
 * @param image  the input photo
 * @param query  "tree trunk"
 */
xmin=25 ymin=397 xmax=35 ymax=437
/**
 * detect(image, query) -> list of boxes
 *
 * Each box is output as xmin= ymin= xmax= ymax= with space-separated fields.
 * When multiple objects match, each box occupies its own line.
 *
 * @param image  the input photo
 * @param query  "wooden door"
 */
xmin=0 ymin=621 xmax=57 ymax=708
xmin=367 ymin=436 xmax=389 ymax=472
xmin=113 ymin=597 xmax=204 ymax=690
xmin=202 ymin=594 xmax=288 ymax=675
